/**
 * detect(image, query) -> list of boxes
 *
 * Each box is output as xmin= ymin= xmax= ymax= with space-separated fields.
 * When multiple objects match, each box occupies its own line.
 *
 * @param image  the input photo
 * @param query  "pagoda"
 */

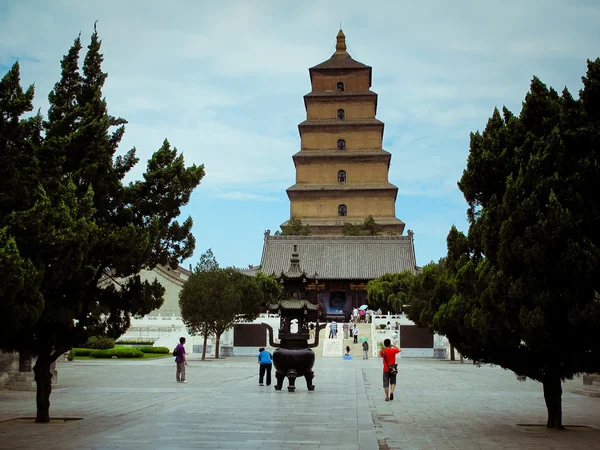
xmin=282 ymin=30 xmax=405 ymax=235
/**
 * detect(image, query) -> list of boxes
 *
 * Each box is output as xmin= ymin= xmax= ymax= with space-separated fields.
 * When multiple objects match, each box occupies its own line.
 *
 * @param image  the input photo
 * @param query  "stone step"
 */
xmin=572 ymin=388 xmax=600 ymax=398
xmin=593 ymin=380 xmax=600 ymax=387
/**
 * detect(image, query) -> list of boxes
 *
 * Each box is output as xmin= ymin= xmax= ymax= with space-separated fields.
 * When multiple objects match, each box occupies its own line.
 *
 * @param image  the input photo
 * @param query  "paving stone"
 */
xmin=0 ymin=357 xmax=599 ymax=449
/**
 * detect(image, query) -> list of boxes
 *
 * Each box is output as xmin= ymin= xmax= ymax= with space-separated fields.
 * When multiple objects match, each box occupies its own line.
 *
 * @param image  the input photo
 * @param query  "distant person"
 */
xmin=331 ymin=320 xmax=338 ymax=338
xmin=343 ymin=345 xmax=353 ymax=360
xmin=353 ymin=324 xmax=358 ymax=344
xmin=174 ymin=337 xmax=187 ymax=383
xmin=386 ymin=321 xmax=391 ymax=330
xmin=362 ymin=340 xmax=369 ymax=359
xmin=309 ymin=322 xmax=315 ymax=340
xmin=379 ymin=338 xmax=401 ymax=401
xmin=353 ymin=307 xmax=359 ymax=323
xmin=343 ymin=322 xmax=349 ymax=339
xmin=258 ymin=347 xmax=272 ymax=386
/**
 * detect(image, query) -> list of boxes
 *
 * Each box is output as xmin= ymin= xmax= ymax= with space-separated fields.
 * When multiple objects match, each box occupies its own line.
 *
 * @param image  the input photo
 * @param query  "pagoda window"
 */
xmin=338 ymin=170 xmax=346 ymax=183
xmin=337 ymin=82 xmax=344 ymax=92
xmin=337 ymin=109 xmax=345 ymax=120
xmin=337 ymin=139 xmax=346 ymax=151
xmin=338 ymin=204 xmax=347 ymax=217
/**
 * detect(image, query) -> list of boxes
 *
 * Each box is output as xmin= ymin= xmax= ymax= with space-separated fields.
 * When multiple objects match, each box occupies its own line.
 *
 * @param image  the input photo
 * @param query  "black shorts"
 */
xmin=383 ymin=371 xmax=397 ymax=388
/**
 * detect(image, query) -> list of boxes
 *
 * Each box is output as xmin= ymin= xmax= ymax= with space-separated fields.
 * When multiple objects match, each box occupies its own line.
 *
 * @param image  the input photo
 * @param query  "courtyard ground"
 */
xmin=0 ymin=355 xmax=599 ymax=450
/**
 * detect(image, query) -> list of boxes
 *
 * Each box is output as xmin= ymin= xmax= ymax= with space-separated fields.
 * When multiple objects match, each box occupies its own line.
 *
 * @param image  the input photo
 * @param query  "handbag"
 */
xmin=172 ymin=347 xmax=178 ymax=357
xmin=382 ymin=350 xmax=398 ymax=375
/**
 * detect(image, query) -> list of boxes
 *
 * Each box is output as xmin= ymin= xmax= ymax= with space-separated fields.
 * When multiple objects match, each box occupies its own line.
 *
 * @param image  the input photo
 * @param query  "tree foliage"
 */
xmin=406 ymin=259 xmax=454 ymax=330
xmin=366 ymin=271 xmax=415 ymax=313
xmin=408 ymin=59 xmax=600 ymax=429
xmin=342 ymin=215 xmax=382 ymax=236
xmin=276 ymin=217 xmax=311 ymax=236
xmin=0 ymin=27 xmax=204 ymax=422
xmin=254 ymin=271 xmax=284 ymax=307
xmin=179 ymin=263 xmax=265 ymax=358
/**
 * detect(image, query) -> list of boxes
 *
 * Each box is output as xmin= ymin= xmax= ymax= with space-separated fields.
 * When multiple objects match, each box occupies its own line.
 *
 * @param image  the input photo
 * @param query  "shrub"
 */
xmin=137 ymin=346 xmax=170 ymax=354
xmin=90 ymin=347 xmax=144 ymax=358
xmin=378 ymin=324 xmax=387 ymax=329
xmin=115 ymin=339 xmax=155 ymax=345
xmin=84 ymin=336 xmax=116 ymax=350
xmin=71 ymin=348 xmax=94 ymax=357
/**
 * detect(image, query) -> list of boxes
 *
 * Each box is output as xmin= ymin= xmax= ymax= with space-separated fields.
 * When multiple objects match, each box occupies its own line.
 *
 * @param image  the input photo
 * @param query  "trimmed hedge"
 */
xmin=115 ymin=340 xmax=155 ymax=345
xmin=137 ymin=346 xmax=170 ymax=354
xmin=84 ymin=336 xmax=116 ymax=350
xmin=89 ymin=347 xmax=144 ymax=358
xmin=71 ymin=348 xmax=93 ymax=357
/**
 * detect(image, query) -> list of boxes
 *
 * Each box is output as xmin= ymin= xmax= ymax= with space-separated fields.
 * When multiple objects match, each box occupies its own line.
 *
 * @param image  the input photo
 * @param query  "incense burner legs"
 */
xmin=272 ymin=347 xmax=315 ymax=392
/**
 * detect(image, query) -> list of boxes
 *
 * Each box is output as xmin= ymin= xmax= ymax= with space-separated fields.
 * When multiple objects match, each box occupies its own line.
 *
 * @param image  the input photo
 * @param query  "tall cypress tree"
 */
xmin=408 ymin=59 xmax=600 ymax=429
xmin=0 ymin=25 xmax=205 ymax=422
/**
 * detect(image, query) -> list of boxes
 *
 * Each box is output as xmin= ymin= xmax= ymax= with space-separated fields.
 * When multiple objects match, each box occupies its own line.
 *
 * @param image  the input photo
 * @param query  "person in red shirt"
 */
xmin=379 ymin=338 xmax=401 ymax=401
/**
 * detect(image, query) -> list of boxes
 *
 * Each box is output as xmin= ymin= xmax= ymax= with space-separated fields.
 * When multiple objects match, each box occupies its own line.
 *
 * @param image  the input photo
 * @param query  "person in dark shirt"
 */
xmin=174 ymin=337 xmax=187 ymax=383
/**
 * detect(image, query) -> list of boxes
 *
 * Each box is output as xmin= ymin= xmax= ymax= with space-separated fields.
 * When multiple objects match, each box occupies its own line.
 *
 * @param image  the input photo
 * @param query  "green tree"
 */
xmin=179 ymin=267 xmax=263 ymax=359
xmin=342 ymin=215 xmax=382 ymax=236
xmin=366 ymin=271 xmax=415 ymax=313
xmin=276 ymin=217 xmax=311 ymax=236
xmin=341 ymin=222 xmax=364 ymax=236
xmin=254 ymin=271 xmax=283 ymax=309
xmin=0 ymin=27 xmax=204 ymax=422
xmin=362 ymin=215 xmax=382 ymax=236
xmin=186 ymin=248 xmax=220 ymax=360
xmin=196 ymin=248 xmax=219 ymax=272
xmin=406 ymin=259 xmax=458 ymax=359
xmin=421 ymin=60 xmax=600 ymax=429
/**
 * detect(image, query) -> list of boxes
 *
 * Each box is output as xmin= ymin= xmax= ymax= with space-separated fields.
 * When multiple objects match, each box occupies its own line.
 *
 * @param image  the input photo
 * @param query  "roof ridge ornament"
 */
xmin=335 ymin=29 xmax=347 ymax=55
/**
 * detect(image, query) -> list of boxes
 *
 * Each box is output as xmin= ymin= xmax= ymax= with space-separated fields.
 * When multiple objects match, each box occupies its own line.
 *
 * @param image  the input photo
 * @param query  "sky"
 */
xmin=1 ymin=0 xmax=599 ymax=270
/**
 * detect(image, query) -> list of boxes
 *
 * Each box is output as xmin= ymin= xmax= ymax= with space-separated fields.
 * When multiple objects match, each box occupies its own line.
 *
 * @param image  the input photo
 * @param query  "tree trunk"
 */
xmin=215 ymin=334 xmax=221 ymax=359
xmin=450 ymin=344 xmax=455 ymax=361
xmin=33 ymin=350 xmax=53 ymax=423
xmin=201 ymin=333 xmax=208 ymax=361
xmin=543 ymin=374 xmax=564 ymax=429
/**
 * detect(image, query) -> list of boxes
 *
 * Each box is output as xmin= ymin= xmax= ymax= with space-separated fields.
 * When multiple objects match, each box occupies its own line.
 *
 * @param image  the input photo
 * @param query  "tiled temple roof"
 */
xmin=258 ymin=235 xmax=417 ymax=280
xmin=269 ymin=300 xmax=320 ymax=310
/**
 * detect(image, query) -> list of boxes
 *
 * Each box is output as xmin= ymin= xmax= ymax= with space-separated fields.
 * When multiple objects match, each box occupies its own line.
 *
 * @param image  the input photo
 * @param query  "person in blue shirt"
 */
xmin=258 ymin=347 xmax=272 ymax=386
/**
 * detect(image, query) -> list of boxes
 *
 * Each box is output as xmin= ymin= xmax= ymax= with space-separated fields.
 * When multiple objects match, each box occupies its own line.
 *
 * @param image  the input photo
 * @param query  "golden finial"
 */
xmin=335 ymin=29 xmax=347 ymax=55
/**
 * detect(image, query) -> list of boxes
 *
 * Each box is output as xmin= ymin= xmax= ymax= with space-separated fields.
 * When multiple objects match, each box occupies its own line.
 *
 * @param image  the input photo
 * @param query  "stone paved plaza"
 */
xmin=1 ymin=355 xmax=599 ymax=450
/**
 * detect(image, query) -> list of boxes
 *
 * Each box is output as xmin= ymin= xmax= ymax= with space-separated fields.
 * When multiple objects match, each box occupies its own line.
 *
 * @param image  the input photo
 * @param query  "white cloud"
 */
xmin=1 ymin=0 xmax=598 ymax=266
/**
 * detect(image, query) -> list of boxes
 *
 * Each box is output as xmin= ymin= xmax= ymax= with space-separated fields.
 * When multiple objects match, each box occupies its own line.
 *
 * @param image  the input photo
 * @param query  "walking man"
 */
xmin=353 ymin=324 xmax=358 ymax=343
xmin=331 ymin=319 xmax=338 ymax=338
xmin=362 ymin=340 xmax=369 ymax=359
xmin=175 ymin=337 xmax=187 ymax=383
xmin=380 ymin=338 xmax=401 ymax=401
xmin=258 ymin=347 xmax=272 ymax=386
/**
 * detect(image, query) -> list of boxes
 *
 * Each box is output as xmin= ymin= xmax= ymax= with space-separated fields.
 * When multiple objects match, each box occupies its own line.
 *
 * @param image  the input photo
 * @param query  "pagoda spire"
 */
xmin=334 ymin=29 xmax=347 ymax=55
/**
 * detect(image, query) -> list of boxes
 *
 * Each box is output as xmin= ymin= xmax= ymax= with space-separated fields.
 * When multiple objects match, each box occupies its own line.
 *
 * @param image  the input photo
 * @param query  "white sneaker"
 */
xmin=181 ymin=380 xmax=187 ymax=383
